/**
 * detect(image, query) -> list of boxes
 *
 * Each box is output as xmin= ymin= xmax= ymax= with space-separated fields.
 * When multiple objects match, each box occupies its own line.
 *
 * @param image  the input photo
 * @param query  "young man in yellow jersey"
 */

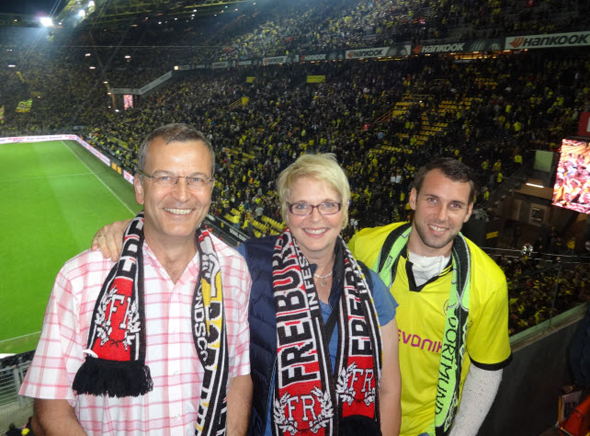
xmin=350 ymin=158 xmax=511 ymax=436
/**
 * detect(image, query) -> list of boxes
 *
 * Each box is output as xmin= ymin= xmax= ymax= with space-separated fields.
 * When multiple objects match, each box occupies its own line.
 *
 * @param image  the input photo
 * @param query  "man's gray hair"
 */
xmin=137 ymin=123 xmax=215 ymax=175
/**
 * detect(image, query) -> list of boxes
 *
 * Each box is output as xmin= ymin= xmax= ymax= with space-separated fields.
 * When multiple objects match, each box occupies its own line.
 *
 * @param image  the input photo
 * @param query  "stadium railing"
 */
xmin=0 ymin=352 xmax=34 ymax=432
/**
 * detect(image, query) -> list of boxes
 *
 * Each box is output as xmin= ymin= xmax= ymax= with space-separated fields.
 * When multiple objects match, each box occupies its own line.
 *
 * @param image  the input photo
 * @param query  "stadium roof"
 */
xmin=56 ymin=0 xmax=251 ymax=28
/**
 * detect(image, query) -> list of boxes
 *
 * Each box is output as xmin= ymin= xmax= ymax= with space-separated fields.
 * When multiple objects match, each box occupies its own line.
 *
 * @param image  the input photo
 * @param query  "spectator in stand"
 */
xmin=3 ymin=424 xmax=21 ymax=436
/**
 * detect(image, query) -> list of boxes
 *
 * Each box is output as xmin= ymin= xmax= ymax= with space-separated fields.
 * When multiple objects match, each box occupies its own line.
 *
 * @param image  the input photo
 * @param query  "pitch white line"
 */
xmin=6 ymin=172 xmax=92 ymax=183
xmin=0 ymin=331 xmax=41 ymax=343
xmin=61 ymin=141 xmax=135 ymax=215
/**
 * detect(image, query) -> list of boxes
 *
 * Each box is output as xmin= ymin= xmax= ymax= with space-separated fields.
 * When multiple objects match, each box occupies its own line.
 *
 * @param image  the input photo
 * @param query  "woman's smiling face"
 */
xmin=285 ymin=176 xmax=345 ymax=264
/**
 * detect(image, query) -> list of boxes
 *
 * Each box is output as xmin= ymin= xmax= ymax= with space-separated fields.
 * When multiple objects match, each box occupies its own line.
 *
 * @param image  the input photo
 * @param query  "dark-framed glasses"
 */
xmin=288 ymin=202 xmax=342 ymax=216
xmin=138 ymin=170 xmax=214 ymax=190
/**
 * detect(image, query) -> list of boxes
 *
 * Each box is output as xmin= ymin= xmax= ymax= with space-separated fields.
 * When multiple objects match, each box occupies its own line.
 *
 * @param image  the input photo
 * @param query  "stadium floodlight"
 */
xmin=89 ymin=66 xmax=96 ymax=69
xmin=85 ymin=53 xmax=91 ymax=57
xmin=103 ymin=81 xmax=108 ymax=84
xmin=8 ymin=64 xmax=16 ymax=68
xmin=40 ymin=17 xmax=54 ymax=27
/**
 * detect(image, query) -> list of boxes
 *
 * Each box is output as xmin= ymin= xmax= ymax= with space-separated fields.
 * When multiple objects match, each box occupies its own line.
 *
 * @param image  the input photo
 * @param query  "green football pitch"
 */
xmin=0 ymin=140 xmax=142 ymax=354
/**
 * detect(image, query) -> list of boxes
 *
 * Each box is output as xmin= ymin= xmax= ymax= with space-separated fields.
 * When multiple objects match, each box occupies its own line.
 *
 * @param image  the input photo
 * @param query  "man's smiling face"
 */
xmin=408 ymin=168 xmax=473 ymax=257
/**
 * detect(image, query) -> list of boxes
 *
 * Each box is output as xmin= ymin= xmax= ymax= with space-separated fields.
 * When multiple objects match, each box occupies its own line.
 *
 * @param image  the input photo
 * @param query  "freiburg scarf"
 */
xmin=72 ymin=212 xmax=229 ymax=436
xmin=272 ymin=229 xmax=383 ymax=436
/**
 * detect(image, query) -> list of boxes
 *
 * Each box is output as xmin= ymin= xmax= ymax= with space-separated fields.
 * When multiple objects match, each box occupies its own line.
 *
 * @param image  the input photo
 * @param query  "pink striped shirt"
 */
xmin=20 ymin=235 xmax=251 ymax=436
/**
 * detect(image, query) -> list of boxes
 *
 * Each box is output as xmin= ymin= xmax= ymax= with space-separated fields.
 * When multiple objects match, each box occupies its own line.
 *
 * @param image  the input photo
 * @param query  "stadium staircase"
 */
xmin=372 ymin=92 xmax=477 ymax=156
xmin=229 ymin=98 xmax=242 ymax=110
xmin=369 ymin=69 xmax=513 ymax=161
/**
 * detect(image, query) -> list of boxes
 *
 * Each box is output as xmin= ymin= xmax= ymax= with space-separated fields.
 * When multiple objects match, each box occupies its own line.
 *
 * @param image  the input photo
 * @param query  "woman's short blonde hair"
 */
xmin=277 ymin=153 xmax=350 ymax=228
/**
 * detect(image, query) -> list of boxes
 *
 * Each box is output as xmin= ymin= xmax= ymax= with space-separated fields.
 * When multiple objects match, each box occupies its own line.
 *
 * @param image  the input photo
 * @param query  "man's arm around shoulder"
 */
xmin=33 ymin=398 xmax=86 ymax=436
xmin=226 ymin=374 xmax=253 ymax=436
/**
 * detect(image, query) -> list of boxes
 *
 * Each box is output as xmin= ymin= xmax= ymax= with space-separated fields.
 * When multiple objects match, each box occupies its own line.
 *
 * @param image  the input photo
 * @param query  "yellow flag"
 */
xmin=307 ymin=75 xmax=326 ymax=83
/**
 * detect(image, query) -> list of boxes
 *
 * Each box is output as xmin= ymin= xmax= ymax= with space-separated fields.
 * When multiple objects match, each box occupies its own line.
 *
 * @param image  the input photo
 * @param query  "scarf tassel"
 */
xmin=73 ymin=356 xmax=153 ymax=397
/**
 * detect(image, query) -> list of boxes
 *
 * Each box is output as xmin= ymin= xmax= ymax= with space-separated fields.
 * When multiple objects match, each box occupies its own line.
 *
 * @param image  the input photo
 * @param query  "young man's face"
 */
xmin=408 ymin=168 xmax=473 ymax=257
xmin=134 ymin=137 xmax=213 ymax=248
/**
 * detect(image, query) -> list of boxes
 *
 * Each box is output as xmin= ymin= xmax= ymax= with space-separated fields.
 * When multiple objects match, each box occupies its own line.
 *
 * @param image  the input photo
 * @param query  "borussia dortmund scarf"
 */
xmin=72 ymin=212 xmax=229 ymax=436
xmin=272 ymin=229 xmax=383 ymax=436
xmin=374 ymin=222 xmax=471 ymax=436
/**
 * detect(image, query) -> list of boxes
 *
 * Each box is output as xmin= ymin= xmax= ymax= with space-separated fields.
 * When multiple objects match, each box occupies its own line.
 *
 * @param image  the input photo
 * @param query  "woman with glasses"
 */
xmin=91 ymin=153 xmax=401 ymax=436
xmin=238 ymin=153 xmax=401 ymax=436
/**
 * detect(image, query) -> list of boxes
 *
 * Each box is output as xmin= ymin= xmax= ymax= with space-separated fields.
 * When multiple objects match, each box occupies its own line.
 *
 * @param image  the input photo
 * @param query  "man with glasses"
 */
xmin=20 ymin=123 xmax=253 ymax=436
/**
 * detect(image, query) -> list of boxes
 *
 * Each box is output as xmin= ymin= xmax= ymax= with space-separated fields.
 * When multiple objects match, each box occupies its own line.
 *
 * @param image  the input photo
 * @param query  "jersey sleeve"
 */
xmin=368 ymin=269 xmax=398 ymax=327
xmin=466 ymin=264 xmax=512 ymax=369
xmin=349 ymin=224 xmax=400 ymax=270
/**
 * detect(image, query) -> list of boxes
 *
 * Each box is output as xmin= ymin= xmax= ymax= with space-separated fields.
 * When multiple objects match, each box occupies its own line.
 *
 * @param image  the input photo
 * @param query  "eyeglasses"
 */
xmin=138 ymin=170 xmax=214 ymax=190
xmin=288 ymin=202 xmax=342 ymax=216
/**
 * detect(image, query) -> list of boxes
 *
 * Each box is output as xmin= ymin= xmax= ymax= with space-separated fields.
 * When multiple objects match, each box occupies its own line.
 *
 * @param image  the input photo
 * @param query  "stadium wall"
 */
xmin=480 ymin=305 xmax=586 ymax=436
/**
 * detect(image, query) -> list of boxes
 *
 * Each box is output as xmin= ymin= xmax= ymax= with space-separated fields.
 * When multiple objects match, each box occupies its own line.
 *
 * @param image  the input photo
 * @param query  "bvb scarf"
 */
xmin=72 ymin=212 xmax=229 ymax=436
xmin=272 ymin=229 xmax=383 ymax=436
xmin=373 ymin=222 xmax=471 ymax=436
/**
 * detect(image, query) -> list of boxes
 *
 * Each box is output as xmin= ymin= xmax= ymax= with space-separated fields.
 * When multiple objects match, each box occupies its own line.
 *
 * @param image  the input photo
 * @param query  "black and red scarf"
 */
xmin=72 ymin=212 xmax=229 ymax=436
xmin=271 ymin=229 xmax=383 ymax=436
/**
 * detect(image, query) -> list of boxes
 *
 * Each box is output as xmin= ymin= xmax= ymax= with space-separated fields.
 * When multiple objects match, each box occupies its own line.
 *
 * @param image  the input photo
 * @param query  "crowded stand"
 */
xmin=1 ymin=0 xmax=590 ymax=337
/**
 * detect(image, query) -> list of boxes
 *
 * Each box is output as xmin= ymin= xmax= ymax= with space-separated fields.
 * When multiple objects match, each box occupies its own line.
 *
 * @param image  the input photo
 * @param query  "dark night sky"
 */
xmin=0 ymin=0 xmax=66 ymax=16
